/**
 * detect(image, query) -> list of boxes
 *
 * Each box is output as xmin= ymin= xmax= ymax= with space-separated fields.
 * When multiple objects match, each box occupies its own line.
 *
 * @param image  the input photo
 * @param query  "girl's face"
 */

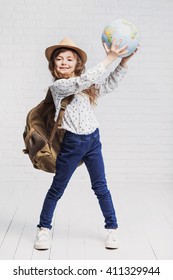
xmin=53 ymin=50 xmax=77 ymax=77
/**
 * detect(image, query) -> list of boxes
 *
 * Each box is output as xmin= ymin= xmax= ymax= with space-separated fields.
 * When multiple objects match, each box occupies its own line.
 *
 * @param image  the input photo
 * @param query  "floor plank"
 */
xmin=0 ymin=179 xmax=173 ymax=260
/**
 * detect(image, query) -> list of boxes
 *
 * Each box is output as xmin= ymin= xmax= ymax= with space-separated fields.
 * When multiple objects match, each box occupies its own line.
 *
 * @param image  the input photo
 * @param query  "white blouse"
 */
xmin=50 ymin=63 xmax=127 ymax=135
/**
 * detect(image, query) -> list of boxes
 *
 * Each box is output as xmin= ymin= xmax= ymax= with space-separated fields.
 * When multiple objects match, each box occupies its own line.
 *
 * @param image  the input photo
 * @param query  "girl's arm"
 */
xmin=96 ymin=41 xmax=140 ymax=97
xmin=50 ymin=38 xmax=128 ymax=99
xmin=95 ymin=64 xmax=127 ymax=98
xmin=50 ymin=63 xmax=108 ymax=98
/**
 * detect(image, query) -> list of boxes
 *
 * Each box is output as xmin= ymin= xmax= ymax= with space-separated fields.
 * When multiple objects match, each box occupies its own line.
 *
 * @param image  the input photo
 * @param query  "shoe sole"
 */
xmin=105 ymin=246 xmax=119 ymax=250
xmin=34 ymin=247 xmax=49 ymax=250
xmin=34 ymin=244 xmax=49 ymax=250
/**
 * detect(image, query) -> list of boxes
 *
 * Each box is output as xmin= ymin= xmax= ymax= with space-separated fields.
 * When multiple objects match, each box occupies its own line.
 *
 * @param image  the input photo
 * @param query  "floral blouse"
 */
xmin=50 ymin=63 xmax=127 ymax=134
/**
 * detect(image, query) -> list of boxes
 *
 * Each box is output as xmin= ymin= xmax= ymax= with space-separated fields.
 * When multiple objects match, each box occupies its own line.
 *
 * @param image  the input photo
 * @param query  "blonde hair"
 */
xmin=48 ymin=48 xmax=98 ymax=105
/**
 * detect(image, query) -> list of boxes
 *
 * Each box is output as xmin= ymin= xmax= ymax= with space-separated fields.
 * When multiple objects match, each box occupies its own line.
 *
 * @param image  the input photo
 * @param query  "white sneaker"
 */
xmin=105 ymin=229 xmax=119 ymax=249
xmin=34 ymin=227 xmax=50 ymax=250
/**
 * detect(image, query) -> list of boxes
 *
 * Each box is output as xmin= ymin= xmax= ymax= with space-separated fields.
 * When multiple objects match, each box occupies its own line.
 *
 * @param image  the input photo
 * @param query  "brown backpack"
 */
xmin=23 ymin=90 xmax=73 ymax=173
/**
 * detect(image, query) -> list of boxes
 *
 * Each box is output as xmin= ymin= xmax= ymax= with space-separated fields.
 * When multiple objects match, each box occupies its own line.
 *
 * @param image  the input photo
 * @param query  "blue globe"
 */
xmin=102 ymin=19 xmax=140 ymax=58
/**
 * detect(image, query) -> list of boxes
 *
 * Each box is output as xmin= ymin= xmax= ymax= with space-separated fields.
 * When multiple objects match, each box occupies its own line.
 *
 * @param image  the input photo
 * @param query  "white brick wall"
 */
xmin=0 ymin=0 xmax=173 ymax=182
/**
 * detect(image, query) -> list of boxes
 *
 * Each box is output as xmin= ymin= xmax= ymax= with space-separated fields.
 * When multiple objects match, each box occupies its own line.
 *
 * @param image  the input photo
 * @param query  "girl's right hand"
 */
xmin=102 ymin=38 xmax=128 ymax=67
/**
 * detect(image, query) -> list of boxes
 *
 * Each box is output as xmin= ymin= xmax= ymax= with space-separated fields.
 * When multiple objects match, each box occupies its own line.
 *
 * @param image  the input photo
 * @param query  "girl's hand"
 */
xmin=103 ymin=38 xmax=128 ymax=61
xmin=102 ymin=38 xmax=128 ymax=68
xmin=120 ymin=44 xmax=140 ymax=68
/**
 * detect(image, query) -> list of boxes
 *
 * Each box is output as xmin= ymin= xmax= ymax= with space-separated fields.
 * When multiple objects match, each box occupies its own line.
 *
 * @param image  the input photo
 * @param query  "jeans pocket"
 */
xmin=62 ymin=134 xmax=81 ymax=149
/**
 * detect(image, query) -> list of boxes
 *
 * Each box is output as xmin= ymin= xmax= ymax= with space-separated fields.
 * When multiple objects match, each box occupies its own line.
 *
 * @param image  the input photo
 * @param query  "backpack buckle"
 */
xmin=61 ymin=102 xmax=67 ymax=110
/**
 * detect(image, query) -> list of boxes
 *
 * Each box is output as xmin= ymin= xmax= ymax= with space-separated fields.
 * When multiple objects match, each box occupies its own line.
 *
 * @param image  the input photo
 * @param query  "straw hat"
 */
xmin=45 ymin=38 xmax=87 ymax=63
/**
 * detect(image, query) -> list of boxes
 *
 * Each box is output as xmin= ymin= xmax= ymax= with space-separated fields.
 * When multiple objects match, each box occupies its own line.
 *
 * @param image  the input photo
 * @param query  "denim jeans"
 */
xmin=38 ymin=128 xmax=118 ymax=230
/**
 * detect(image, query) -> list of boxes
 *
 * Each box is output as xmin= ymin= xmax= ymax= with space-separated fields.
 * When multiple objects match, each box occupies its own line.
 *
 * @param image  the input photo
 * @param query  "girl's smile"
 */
xmin=54 ymin=50 xmax=77 ymax=77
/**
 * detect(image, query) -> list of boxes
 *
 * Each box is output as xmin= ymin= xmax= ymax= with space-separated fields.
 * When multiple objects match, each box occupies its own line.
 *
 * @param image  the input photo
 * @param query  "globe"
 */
xmin=101 ymin=19 xmax=140 ymax=58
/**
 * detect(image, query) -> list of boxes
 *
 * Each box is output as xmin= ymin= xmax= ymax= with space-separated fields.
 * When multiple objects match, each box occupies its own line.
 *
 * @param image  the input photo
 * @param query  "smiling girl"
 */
xmin=34 ymin=38 xmax=138 ymax=250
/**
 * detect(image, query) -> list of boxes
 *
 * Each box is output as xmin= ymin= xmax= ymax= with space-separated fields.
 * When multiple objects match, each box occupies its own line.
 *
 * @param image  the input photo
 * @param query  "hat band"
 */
xmin=50 ymin=47 xmax=79 ymax=60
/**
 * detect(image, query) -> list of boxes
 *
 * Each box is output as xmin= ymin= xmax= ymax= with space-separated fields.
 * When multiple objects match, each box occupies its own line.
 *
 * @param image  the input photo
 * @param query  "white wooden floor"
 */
xmin=0 ymin=167 xmax=173 ymax=260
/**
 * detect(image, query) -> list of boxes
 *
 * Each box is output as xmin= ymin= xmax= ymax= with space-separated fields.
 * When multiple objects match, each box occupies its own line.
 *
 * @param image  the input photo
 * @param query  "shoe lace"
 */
xmin=108 ymin=230 xmax=116 ymax=240
xmin=37 ymin=228 xmax=49 ymax=240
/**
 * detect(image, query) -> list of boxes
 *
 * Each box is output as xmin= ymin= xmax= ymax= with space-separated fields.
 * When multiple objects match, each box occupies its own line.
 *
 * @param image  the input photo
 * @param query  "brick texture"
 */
xmin=0 ymin=0 xmax=173 ymax=182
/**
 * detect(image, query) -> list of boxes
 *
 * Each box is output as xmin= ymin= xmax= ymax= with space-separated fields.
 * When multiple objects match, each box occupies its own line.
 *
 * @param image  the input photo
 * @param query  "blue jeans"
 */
xmin=38 ymin=128 xmax=118 ymax=230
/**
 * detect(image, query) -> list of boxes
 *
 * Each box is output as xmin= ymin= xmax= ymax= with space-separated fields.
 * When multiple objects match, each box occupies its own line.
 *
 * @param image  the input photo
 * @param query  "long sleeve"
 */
xmin=96 ymin=64 xmax=127 ymax=98
xmin=50 ymin=62 xmax=127 ymax=125
xmin=50 ymin=63 xmax=108 ymax=99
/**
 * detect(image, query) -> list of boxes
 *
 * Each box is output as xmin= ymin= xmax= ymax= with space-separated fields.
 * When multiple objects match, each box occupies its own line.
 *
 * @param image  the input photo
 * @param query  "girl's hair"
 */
xmin=48 ymin=48 xmax=98 ymax=105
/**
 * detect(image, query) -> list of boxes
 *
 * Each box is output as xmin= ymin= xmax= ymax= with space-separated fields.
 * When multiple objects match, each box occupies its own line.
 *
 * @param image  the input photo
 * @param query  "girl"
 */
xmin=34 ymin=37 xmax=137 ymax=250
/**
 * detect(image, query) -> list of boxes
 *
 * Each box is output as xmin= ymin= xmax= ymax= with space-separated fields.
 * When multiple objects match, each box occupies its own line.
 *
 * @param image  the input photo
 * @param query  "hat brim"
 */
xmin=45 ymin=44 xmax=87 ymax=64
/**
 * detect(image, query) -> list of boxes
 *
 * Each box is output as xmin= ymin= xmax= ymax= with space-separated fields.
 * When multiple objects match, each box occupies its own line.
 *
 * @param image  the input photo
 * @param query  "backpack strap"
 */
xmin=44 ymin=89 xmax=53 ymax=103
xmin=49 ymin=95 xmax=73 ymax=143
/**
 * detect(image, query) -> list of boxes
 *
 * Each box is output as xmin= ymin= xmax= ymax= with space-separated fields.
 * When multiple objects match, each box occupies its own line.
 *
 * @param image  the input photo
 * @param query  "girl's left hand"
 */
xmin=120 ymin=44 xmax=140 ymax=68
